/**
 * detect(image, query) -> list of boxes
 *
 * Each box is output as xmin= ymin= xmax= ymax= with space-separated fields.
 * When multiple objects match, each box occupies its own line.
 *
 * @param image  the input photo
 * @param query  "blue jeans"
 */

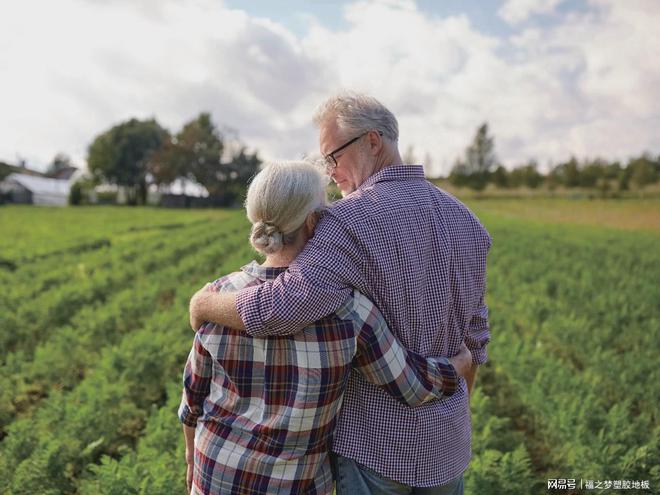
xmin=331 ymin=453 xmax=464 ymax=495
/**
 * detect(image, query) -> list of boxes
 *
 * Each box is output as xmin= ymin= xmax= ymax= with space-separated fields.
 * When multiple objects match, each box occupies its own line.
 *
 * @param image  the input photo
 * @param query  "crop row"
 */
xmin=0 ymin=218 xmax=248 ymax=434
xmin=484 ymin=220 xmax=659 ymax=488
xmin=0 ymin=206 xmax=218 ymax=262
xmin=0 ymin=230 xmax=256 ymax=494
xmin=79 ymin=245 xmax=257 ymax=494
xmin=42 ymin=217 xmax=660 ymax=495
xmin=0 ymin=228 xmax=164 ymax=294
xmin=0 ymin=218 xmax=240 ymax=357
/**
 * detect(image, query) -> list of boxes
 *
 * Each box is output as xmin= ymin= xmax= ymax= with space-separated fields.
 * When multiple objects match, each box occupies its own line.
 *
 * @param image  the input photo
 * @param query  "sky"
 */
xmin=1 ymin=0 xmax=659 ymax=177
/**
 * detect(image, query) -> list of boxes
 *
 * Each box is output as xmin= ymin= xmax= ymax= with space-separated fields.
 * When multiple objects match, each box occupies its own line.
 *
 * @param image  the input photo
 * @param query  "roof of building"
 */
xmin=0 ymin=162 xmax=46 ymax=181
xmin=3 ymin=173 xmax=71 ymax=196
xmin=51 ymin=166 xmax=79 ymax=181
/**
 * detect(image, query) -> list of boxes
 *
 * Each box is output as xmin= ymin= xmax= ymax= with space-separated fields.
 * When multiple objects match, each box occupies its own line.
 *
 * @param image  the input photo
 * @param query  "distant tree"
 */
xmin=218 ymin=145 xmax=261 ymax=204
xmin=448 ymin=159 xmax=471 ymax=188
xmin=147 ymin=137 xmax=184 ymax=188
xmin=69 ymin=181 xmax=83 ymax=205
xmin=175 ymin=113 xmax=226 ymax=193
xmin=158 ymin=113 xmax=261 ymax=204
xmin=603 ymin=161 xmax=622 ymax=180
xmin=618 ymin=167 xmax=631 ymax=191
xmin=491 ymin=165 xmax=509 ymax=188
xmin=579 ymin=159 xmax=608 ymax=188
xmin=510 ymin=161 xmax=543 ymax=189
xmin=87 ymin=118 xmax=168 ymax=205
xmin=449 ymin=123 xmax=497 ymax=191
xmin=465 ymin=123 xmax=497 ymax=174
xmin=549 ymin=157 xmax=580 ymax=188
xmin=628 ymin=154 xmax=657 ymax=188
xmin=46 ymin=153 xmax=74 ymax=177
xmin=69 ymin=176 xmax=97 ymax=205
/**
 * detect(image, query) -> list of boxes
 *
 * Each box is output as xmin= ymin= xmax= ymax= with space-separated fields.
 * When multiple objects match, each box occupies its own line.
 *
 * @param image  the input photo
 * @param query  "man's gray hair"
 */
xmin=245 ymin=160 xmax=327 ymax=255
xmin=313 ymin=92 xmax=399 ymax=142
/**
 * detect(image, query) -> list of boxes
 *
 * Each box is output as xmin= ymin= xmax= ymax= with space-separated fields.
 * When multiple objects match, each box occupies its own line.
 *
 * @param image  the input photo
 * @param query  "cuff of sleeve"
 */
xmin=471 ymin=347 xmax=488 ymax=365
xmin=236 ymin=284 xmax=273 ymax=337
xmin=178 ymin=401 xmax=199 ymax=427
xmin=430 ymin=357 xmax=458 ymax=397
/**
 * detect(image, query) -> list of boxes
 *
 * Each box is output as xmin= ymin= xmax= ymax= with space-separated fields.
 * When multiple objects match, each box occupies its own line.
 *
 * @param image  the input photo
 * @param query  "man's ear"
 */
xmin=367 ymin=130 xmax=383 ymax=156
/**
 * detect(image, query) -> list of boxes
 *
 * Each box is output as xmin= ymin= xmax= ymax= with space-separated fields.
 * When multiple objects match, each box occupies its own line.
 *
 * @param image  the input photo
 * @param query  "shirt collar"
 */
xmin=358 ymin=165 xmax=426 ymax=191
xmin=241 ymin=260 xmax=287 ymax=281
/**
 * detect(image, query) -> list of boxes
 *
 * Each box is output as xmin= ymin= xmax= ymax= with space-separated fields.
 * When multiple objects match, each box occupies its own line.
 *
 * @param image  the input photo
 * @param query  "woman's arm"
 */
xmin=349 ymin=292 xmax=470 ymax=406
xmin=182 ymin=424 xmax=195 ymax=493
xmin=178 ymin=334 xmax=213 ymax=492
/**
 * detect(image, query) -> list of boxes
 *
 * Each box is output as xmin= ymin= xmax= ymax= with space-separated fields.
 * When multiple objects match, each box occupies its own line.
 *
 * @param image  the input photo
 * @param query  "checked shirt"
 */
xmin=236 ymin=165 xmax=492 ymax=487
xmin=179 ymin=261 xmax=459 ymax=495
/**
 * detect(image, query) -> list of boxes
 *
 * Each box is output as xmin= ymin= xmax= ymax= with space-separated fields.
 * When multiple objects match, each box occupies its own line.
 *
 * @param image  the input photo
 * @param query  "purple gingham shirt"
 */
xmin=236 ymin=165 xmax=492 ymax=486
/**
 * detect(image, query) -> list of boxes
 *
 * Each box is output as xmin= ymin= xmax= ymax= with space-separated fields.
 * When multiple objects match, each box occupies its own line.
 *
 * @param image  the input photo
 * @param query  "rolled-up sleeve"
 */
xmin=236 ymin=214 xmax=360 ymax=337
xmin=178 ymin=333 xmax=212 ymax=426
xmin=464 ymin=232 xmax=491 ymax=365
xmin=465 ymin=299 xmax=489 ymax=364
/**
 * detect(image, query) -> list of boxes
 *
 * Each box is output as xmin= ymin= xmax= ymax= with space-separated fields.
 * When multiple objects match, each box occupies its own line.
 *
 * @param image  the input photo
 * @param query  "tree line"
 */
xmin=447 ymin=123 xmax=660 ymax=194
xmin=76 ymin=113 xmax=261 ymax=205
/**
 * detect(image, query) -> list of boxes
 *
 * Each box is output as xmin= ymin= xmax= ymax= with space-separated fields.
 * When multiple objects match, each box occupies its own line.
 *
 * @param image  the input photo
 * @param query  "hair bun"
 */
xmin=250 ymin=221 xmax=283 ymax=254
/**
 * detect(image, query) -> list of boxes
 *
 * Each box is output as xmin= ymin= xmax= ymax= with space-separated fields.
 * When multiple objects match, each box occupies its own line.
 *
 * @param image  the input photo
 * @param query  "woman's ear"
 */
xmin=304 ymin=210 xmax=321 ymax=237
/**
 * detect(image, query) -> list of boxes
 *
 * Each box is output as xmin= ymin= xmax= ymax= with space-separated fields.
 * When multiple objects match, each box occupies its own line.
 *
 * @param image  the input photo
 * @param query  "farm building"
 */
xmin=152 ymin=179 xmax=210 ymax=207
xmin=0 ymin=173 xmax=74 ymax=206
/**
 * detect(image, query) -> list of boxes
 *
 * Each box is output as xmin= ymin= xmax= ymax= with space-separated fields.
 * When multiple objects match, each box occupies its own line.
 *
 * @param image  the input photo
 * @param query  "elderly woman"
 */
xmin=179 ymin=160 xmax=471 ymax=495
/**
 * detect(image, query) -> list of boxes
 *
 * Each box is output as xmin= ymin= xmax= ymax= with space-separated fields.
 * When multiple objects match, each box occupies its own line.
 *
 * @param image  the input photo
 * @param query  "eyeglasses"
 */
xmin=323 ymin=130 xmax=383 ymax=171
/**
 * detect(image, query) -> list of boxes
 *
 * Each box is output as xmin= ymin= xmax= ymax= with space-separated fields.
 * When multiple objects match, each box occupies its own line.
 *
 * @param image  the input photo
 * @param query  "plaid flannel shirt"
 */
xmin=236 ymin=165 xmax=492 ymax=486
xmin=179 ymin=261 xmax=458 ymax=495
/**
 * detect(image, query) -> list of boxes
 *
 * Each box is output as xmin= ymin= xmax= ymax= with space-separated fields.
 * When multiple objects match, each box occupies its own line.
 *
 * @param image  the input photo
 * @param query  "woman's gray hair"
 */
xmin=312 ymin=91 xmax=399 ymax=142
xmin=245 ymin=160 xmax=327 ymax=255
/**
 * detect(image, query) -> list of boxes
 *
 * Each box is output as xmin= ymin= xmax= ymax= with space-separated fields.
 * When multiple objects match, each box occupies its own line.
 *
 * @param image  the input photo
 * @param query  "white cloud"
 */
xmin=498 ymin=0 xmax=567 ymax=25
xmin=0 ymin=0 xmax=658 ymax=176
xmin=0 ymin=0 xmax=326 ymax=169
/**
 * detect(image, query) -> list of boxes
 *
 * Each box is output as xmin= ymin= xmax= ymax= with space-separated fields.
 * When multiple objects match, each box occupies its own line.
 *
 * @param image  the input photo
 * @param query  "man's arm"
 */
xmin=463 ymin=295 xmax=490 ymax=396
xmin=189 ymin=285 xmax=243 ymax=331
xmin=464 ymin=362 xmax=479 ymax=397
xmin=191 ymin=213 xmax=360 ymax=336
xmin=238 ymin=214 xmax=363 ymax=337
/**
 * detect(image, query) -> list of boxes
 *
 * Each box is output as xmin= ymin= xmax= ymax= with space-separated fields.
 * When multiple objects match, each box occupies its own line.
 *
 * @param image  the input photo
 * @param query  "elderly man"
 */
xmin=189 ymin=93 xmax=491 ymax=494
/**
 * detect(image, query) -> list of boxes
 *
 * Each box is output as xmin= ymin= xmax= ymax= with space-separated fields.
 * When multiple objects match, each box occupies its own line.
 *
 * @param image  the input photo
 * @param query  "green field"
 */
xmin=0 ymin=201 xmax=658 ymax=494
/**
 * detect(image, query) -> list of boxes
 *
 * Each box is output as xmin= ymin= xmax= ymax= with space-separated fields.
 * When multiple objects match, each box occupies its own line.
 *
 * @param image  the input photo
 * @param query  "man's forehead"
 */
xmin=319 ymin=119 xmax=349 ymax=144
xmin=318 ymin=120 xmax=339 ymax=150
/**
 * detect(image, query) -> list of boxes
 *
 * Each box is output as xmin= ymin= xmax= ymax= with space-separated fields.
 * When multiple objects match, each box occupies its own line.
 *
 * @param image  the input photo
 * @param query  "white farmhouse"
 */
xmin=0 ymin=172 xmax=78 ymax=206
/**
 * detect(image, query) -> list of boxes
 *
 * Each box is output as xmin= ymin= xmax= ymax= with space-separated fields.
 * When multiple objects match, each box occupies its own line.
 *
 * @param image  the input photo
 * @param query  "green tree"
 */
xmin=158 ymin=113 xmax=261 ymax=204
xmin=465 ymin=123 xmax=497 ymax=174
xmin=147 ymin=138 xmax=184 ymax=188
xmin=87 ymin=118 xmax=168 ymax=205
xmin=448 ymin=123 xmax=498 ymax=191
xmin=549 ymin=157 xmax=580 ymax=188
xmin=579 ymin=159 xmax=607 ymax=188
xmin=628 ymin=154 xmax=657 ymax=189
xmin=46 ymin=153 xmax=74 ymax=177
xmin=448 ymin=159 xmax=470 ymax=188
xmin=510 ymin=161 xmax=543 ymax=189
xmin=491 ymin=165 xmax=509 ymax=188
